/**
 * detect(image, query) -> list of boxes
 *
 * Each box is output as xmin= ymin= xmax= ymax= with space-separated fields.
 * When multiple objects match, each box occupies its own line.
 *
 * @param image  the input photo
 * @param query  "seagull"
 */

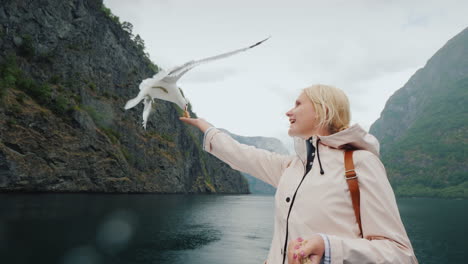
xmin=124 ymin=37 xmax=270 ymax=129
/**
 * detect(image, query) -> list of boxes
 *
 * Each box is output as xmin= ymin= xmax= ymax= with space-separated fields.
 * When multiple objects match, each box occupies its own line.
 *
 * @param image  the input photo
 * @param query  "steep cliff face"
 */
xmin=0 ymin=0 xmax=249 ymax=193
xmin=370 ymin=28 xmax=468 ymax=198
xmin=220 ymin=129 xmax=290 ymax=194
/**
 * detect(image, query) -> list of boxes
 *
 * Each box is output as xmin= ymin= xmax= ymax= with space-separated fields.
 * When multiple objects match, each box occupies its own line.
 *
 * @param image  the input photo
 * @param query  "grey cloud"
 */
xmin=105 ymin=0 xmax=468 ymax=139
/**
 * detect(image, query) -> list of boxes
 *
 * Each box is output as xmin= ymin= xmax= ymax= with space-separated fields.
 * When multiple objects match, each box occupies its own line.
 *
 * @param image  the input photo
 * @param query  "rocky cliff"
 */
xmin=0 ymin=0 xmax=249 ymax=193
xmin=220 ymin=129 xmax=290 ymax=194
xmin=370 ymin=27 xmax=468 ymax=198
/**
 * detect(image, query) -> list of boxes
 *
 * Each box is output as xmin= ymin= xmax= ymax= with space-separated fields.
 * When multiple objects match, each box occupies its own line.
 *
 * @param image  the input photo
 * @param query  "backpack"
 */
xmin=344 ymin=150 xmax=363 ymax=238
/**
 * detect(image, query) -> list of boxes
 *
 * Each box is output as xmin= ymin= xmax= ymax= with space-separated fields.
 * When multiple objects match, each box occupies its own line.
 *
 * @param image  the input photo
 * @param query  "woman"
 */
xmin=179 ymin=84 xmax=418 ymax=264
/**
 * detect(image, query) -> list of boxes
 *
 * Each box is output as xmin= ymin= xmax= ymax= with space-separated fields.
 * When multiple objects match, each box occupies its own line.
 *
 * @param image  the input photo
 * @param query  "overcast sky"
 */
xmin=104 ymin=0 xmax=467 ymax=152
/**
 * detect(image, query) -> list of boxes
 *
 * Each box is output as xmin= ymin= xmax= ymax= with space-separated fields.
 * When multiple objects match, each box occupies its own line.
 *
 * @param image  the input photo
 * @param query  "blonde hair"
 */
xmin=302 ymin=84 xmax=351 ymax=134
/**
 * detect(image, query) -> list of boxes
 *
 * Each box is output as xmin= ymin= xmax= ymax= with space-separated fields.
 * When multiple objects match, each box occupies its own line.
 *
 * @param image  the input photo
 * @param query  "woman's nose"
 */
xmin=285 ymin=109 xmax=292 ymax=117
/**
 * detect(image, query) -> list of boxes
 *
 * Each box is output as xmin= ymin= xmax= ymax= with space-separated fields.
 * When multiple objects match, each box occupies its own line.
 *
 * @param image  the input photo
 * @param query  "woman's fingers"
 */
xmin=287 ymin=236 xmax=325 ymax=264
xmin=179 ymin=117 xmax=197 ymax=126
xmin=179 ymin=117 xmax=214 ymax=133
xmin=287 ymin=240 xmax=301 ymax=264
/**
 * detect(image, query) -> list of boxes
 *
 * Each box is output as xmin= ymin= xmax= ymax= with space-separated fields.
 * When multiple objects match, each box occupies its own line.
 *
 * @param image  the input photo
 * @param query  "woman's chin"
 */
xmin=288 ymin=129 xmax=307 ymax=139
xmin=287 ymin=128 xmax=296 ymax=137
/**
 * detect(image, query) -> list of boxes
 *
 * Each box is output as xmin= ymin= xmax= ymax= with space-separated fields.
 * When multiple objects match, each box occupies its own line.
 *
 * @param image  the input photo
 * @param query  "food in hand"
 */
xmin=301 ymin=256 xmax=313 ymax=264
xmin=297 ymin=239 xmax=313 ymax=264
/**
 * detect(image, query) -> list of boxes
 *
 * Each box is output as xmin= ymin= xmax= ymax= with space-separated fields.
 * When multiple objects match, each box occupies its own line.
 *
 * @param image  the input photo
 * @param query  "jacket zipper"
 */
xmin=282 ymin=146 xmax=308 ymax=264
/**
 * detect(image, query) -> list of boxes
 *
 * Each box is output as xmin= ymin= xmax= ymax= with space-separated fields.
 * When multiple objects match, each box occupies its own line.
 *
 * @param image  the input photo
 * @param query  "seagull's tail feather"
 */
xmin=125 ymin=95 xmax=144 ymax=110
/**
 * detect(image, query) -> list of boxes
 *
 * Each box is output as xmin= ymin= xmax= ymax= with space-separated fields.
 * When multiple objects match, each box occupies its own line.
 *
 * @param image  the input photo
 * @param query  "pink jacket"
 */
xmin=203 ymin=124 xmax=418 ymax=264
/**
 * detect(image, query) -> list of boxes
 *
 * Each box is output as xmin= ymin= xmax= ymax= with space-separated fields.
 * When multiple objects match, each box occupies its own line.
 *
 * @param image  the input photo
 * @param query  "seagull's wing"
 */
xmin=125 ymin=89 xmax=146 ymax=110
xmin=162 ymin=36 xmax=270 ymax=83
xmin=125 ymin=70 xmax=169 ymax=109
xmin=142 ymin=96 xmax=153 ymax=129
xmin=140 ymin=69 xmax=168 ymax=90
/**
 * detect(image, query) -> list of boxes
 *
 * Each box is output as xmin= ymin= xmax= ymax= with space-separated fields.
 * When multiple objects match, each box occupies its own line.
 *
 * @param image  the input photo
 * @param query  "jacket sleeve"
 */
xmin=202 ymin=127 xmax=294 ymax=188
xmin=327 ymin=151 xmax=419 ymax=264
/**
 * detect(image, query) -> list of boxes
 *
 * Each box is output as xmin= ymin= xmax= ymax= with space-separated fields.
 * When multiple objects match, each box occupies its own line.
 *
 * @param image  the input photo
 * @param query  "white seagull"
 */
xmin=124 ymin=37 xmax=270 ymax=129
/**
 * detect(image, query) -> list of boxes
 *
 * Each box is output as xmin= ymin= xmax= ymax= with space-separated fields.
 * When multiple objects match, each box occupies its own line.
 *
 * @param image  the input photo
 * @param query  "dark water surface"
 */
xmin=0 ymin=194 xmax=466 ymax=264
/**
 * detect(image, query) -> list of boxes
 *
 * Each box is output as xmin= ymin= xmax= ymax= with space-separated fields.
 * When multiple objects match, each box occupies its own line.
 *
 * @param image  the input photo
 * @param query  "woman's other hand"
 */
xmin=179 ymin=117 xmax=213 ymax=133
xmin=287 ymin=234 xmax=325 ymax=264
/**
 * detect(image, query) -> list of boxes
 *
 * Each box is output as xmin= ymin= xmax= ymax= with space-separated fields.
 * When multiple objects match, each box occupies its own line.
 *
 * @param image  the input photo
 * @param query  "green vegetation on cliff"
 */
xmin=0 ymin=54 xmax=73 ymax=116
xmin=370 ymin=28 xmax=468 ymax=199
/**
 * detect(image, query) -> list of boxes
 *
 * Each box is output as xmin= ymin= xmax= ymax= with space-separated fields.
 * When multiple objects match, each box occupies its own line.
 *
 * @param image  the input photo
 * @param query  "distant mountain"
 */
xmin=219 ymin=129 xmax=290 ymax=195
xmin=370 ymin=27 xmax=468 ymax=199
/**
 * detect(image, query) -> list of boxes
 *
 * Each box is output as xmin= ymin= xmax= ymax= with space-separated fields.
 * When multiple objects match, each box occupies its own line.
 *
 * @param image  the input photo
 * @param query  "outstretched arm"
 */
xmin=180 ymin=117 xmax=294 ymax=187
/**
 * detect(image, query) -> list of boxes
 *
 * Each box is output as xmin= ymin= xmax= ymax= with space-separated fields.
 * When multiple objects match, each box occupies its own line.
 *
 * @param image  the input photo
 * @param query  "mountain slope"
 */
xmin=370 ymin=28 xmax=468 ymax=198
xmin=0 ymin=0 xmax=249 ymax=193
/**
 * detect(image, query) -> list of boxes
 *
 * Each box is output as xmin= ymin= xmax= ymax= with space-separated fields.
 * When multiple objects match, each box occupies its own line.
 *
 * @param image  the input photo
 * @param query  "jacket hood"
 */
xmin=293 ymin=124 xmax=380 ymax=164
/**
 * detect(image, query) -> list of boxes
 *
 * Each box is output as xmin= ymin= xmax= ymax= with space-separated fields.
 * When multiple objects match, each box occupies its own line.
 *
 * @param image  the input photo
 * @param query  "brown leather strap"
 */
xmin=344 ymin=150 xmax=363 ymax=238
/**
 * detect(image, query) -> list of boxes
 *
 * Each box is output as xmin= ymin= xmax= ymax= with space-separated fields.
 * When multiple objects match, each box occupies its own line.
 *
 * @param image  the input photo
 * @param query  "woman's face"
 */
xmin=285 ymin=92 xmax=320 ymax=139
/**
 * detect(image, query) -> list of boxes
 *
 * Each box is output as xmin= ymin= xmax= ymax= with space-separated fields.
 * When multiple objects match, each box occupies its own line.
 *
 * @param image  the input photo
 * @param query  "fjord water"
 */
xmin=0 ymin=194 xmax=466 ymax=264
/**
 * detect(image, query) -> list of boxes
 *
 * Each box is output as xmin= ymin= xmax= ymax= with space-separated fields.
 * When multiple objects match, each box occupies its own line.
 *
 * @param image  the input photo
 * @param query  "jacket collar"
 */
xmin=292 ymin=124 xmax=380 ymax=164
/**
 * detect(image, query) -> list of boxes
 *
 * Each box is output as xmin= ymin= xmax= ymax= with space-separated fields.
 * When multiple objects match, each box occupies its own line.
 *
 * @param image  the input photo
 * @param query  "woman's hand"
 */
xmin=179 ymin=117 xmax=213 ymax=133
xmin=287 ymin=234 xmax=325 ymax=264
